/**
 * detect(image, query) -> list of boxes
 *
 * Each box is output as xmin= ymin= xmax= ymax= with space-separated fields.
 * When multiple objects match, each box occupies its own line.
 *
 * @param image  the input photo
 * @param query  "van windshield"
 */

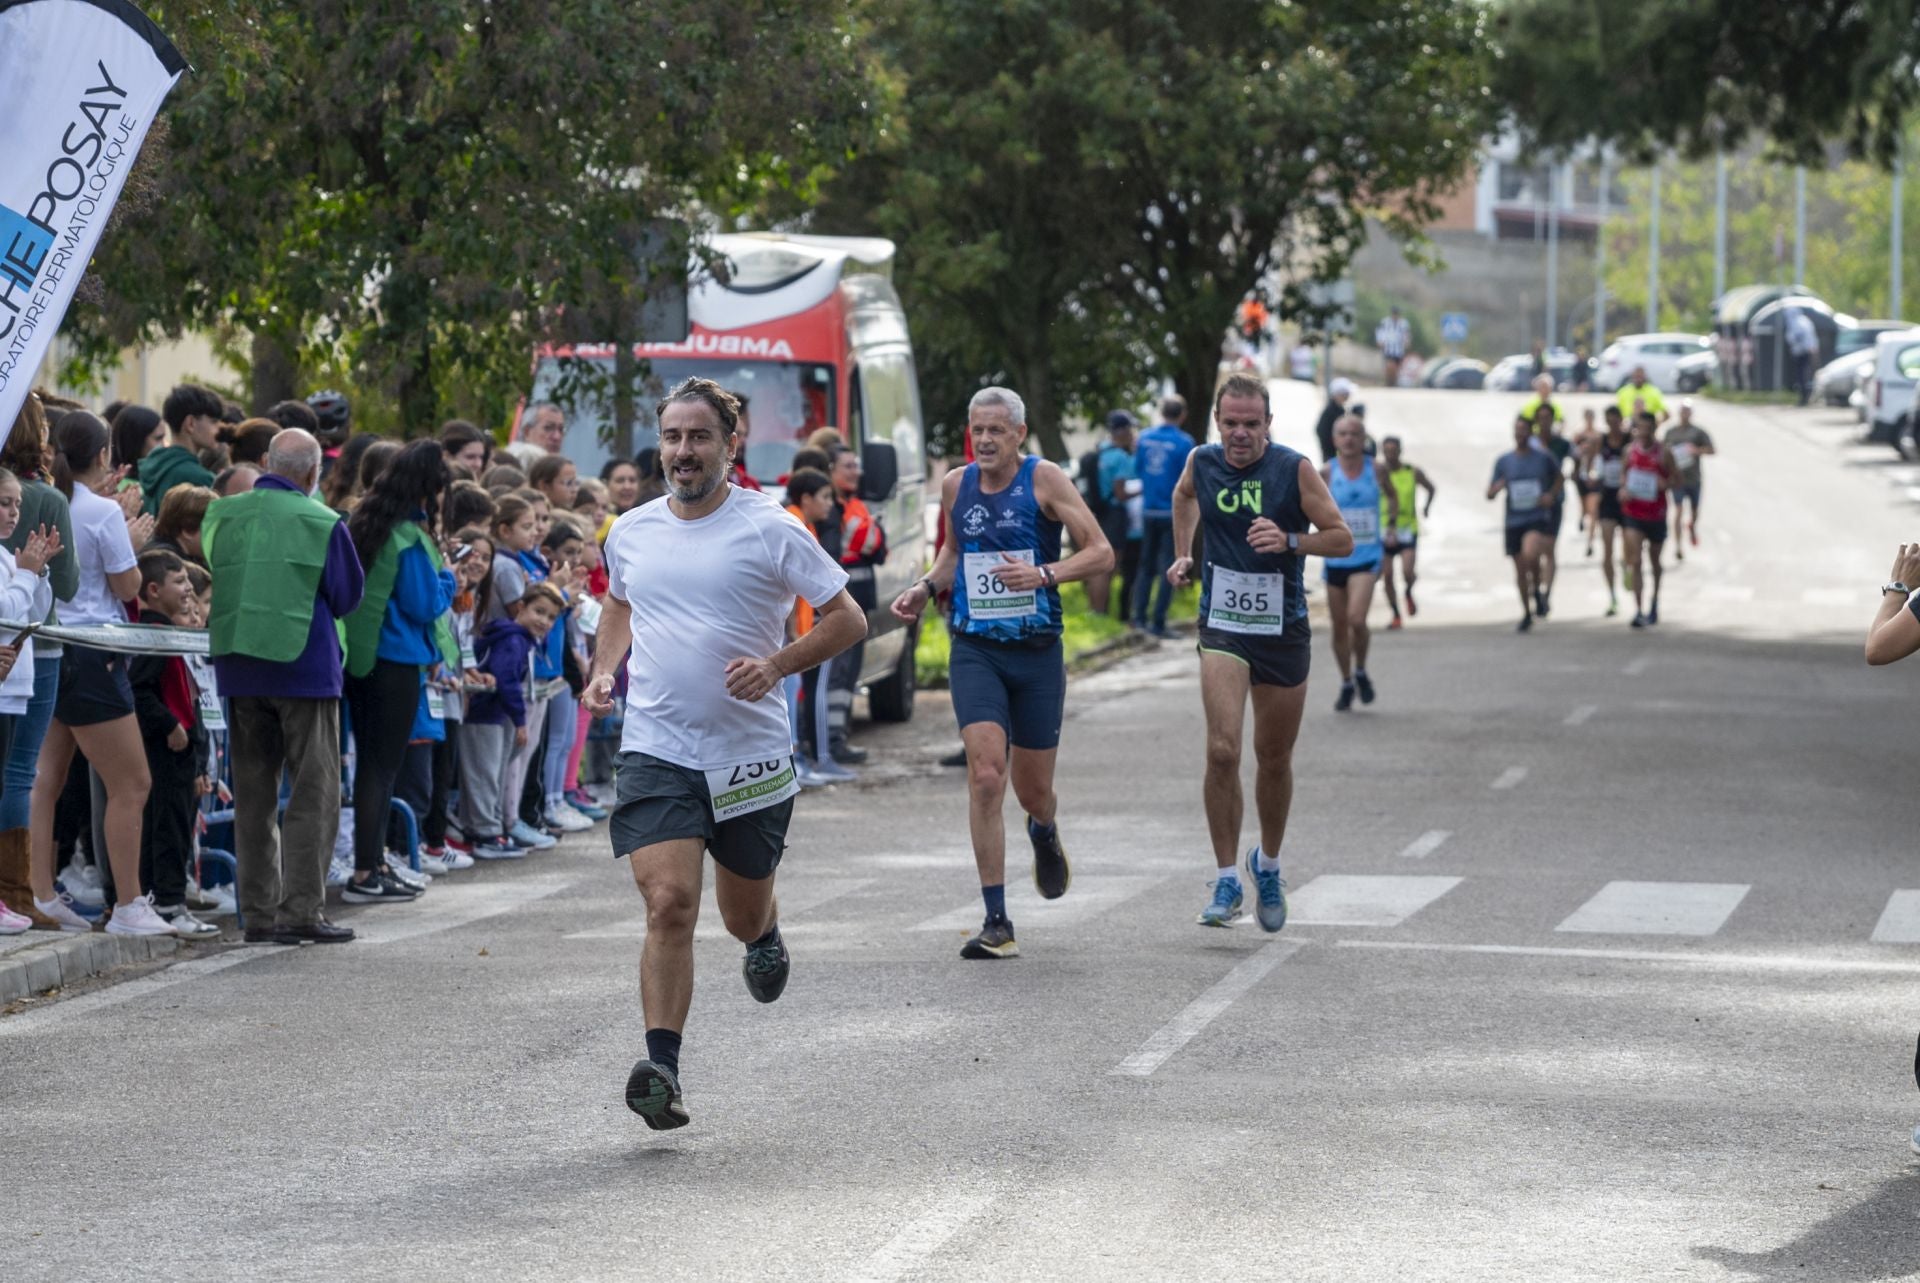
xmin=529 ymin=354 xmax=838 ymax=484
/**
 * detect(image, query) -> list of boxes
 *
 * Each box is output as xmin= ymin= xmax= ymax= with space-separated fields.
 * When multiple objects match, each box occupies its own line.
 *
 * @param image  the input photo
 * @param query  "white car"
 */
xmin=1596 ymin=333 xmax=1714 ymax=392
xmin=1866 ymin=327 xmax=1920 ymax=447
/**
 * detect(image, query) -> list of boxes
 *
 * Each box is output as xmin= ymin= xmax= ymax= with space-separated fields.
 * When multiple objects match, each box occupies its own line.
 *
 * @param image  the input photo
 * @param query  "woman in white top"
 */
xmin=26 ymin=413 xmax=170 ymax=936
xmin=0 ymin=465 xmax=58 ymax=932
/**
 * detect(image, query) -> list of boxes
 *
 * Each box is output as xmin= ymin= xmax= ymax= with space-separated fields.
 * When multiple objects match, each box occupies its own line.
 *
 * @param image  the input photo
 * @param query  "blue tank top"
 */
xmin=1192 ymin=443 xmax=1310 ymax=644
xmin=949 ymin=455 xmax=1063 ymax=643
xmin=1325 ymin=457 xmax=1383 ymax=569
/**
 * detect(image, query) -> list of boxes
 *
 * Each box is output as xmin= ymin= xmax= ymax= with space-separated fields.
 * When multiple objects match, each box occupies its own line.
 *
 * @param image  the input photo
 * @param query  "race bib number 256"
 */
xmin=705 ymin=758 xmax=800 ymax=823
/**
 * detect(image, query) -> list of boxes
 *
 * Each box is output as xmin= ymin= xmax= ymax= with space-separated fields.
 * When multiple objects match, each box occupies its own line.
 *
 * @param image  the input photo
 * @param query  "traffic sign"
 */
xmin=1441 ymin=312 xmax=1470 ymax=343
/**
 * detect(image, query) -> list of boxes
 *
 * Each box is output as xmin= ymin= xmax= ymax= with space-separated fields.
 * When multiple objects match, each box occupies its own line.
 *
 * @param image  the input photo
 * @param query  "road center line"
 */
xmin=1490 ymin=765 xmax=1528 ymax=791
xmin=1622 ymin=655 xmax=1652 ymax=676
xmin=1398 ymin=829 xmax=1451 ymax=860
xmin=1110 ymin=939 xmax=1304 ymax=1076
xmin=1336 ymin=939 xmax=1920 ymax=974
xmin=849 ymin=1191 xmax=996 ymax=1283
xmin=1564 ymin=703 xmax=1598 ymax=726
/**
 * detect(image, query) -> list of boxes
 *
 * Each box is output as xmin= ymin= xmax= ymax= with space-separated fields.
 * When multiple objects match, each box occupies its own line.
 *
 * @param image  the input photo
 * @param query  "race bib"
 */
xmin=197 ymin=684 xmax=226 ymax=733
xmin=459 ymin=639 xmax=477 ymax=669
xmin=705 ymin=757 xmax=800 ymax=822
xmin=1670 ymin=442 xmax=1696 ymax=468
xmin=1208 ymin=565 xmax=1285 ymax=636
xmin=426 ymin=686 xmax=447 ymax=720
xmin=1395 ymin=525 xmax=1417 ymax=544
xmin=1343 ymin=507 xmax=1380 ymax=543
xmin=1624 ymin=468 xmax=1660 ymax=501
xmin=964 ymin=550 xmax=1037 ymax=620
xmin=1508 ymin=478 xmax=1542 ymax=511
xmin=1601 ymin=458 xmax=1623 ymax=488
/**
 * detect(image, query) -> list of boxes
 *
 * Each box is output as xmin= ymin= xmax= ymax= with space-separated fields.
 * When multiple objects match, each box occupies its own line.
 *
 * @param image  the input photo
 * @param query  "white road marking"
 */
xmin=1564 ymin=704 xmax=1598 ymax=726
xmin=1871 ymin=890 xmax=1920 ymax=943
xmin=1339 ymin=939 xmax=1920 ymax=974
xmin=351 ymin=875 xmax=574 ymax=945
xmin=566 ymin=876 xmax=874 ymax=941
xmin=1801 ymin=587 xmax=1857 ymax=607
xmin=1288 ymin=875 xmax=1462 ymax=927
xmin=912 ymin=874 xmax=1165 ymax=933
xmin=1398 ymin=829 xmax=1452 ymax=860
xmin=849 ymin=1191 xmax=997 ymax=1283
xmin=1621 ymin=655 xmax=1652 ymax=676
xmin=0 ymin=946 xmax=296 ymax=1036
xmin=1110 ymin=939 xmax=1305 ymax=1076
xmin=1555 ymin=881 xmax=1750 ymax=937
xmin=1701 ymin=583 xmax=1756 ymax=603
xmin=1491 ymin=766 xmax=1528 ymax=791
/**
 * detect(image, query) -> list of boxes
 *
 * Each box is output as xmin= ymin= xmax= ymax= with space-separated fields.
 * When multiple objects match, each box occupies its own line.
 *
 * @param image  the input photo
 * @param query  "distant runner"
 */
xmin=1662 ymin=400 xmax=1716 ymax=558
xmin=1377 ymin=436 xmax=1435 ymax=631
xmin=1167 ymin=374 xmax=1352 ymax=929
xmin=1320 ymin=417 xmax=1397 ymax=710
xmin=1585 ymin=406 xmax=1630 ymax=617
xmin=1620 ymin=410 xmax=1677 ymax=628
xmin=1488 ymin=415 xmax=1561 ymax=633
xmin=1530 ymin=404 xmax=1572 ymax=618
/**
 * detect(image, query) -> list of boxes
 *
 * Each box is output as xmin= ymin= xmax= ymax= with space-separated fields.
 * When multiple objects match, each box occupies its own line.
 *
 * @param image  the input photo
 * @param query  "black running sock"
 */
xmin=644 ymin=1028 xmax=682 ymax=1079
xmin=1028 ymin=816 xmax=1056 ymax=840
xmin=981 ymin=884 xmax=1007 ymax=922
xmin=749 ymin=923 xmax=781 ymax=950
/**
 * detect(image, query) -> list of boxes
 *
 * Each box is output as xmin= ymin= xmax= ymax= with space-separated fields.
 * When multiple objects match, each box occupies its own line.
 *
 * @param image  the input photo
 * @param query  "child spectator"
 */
xmin=129 ymin=550 xmax=218 ymax=938
xmin=461 ymin=582 xmax=564 ymax=858
xmin=783 ymin=468 xmax=852 ymax=785
xmin=422 ymin=527 xmax=494 ymax=867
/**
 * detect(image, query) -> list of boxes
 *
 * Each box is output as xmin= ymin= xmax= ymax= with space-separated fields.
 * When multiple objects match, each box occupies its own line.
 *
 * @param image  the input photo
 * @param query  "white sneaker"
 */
xmin=326 ymin=852 xmax=353 ymax=888
xmin=440 ymin=845 xmax=475 ymax=871
xmin=0 ymin=900 xmax=30 ymax=933
xmin=201 ymin=884 xmax=237 ymax=916
xmin=57 ymin=872 xmax=104 ymax=909
xmin=63 ymin=859 xmax=103 ymax=892
xmin=33 ymin=892 xmax=93 ymax=932
xmin=155 ymin=904 xmax=221 ymax=940
xmin=105 ymin=894 xmax=177 ymax=937
xmin=416 ymin=849 xmax=452 ymax=877
xmin=542 ymin=803 xmax=593 ymax=833
xmin=384 ymin=852 xmax=431 ymax=890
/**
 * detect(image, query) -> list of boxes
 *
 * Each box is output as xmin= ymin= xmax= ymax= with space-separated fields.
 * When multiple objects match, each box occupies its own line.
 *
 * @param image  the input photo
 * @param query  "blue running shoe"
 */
xmin=1242 ymin=846 xmax=1288 ymax=933
xmin=1197 ymin=876 xmax=1244 ymax=927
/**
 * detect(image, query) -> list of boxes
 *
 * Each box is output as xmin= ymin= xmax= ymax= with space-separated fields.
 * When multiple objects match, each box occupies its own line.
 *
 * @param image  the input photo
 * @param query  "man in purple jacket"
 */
xmin=204 ymin=429 xmax=366 ymax=944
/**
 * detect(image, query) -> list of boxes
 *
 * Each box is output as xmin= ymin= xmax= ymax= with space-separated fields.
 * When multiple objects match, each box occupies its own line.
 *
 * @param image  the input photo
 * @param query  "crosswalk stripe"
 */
xmin=1287 ymin=875 xmax=1461 ymax=927
xmin=1555 ymin=881 xmax=1749 ymax=937
xmin=1564 ymin=704 xmax=1598 ymax=726
xmin=911 ymin=874 xmax=1165 ymax=933
xmin=1871 ymin=890 xmax=1920 ymax=943
xmin=565 ymin=876 xmax=874 ymax=941
xmin=1491 ymin=766 xmax=1528 ymax=790
xmin=1398 ymin=830 xmax=1451 ymax=860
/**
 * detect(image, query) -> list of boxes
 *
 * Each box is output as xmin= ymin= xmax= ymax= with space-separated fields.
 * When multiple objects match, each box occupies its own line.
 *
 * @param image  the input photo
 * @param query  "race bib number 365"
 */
xmin=1208 ymin=565 xmax=1286 ymax=636
xmin=964 ymin=550 xmax=1037 ymax=620
xmin=705 ymin=758 xmax=800 ymax=823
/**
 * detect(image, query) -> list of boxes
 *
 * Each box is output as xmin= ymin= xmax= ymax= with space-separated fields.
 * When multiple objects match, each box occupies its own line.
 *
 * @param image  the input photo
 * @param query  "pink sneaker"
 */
xmin=0 ymin=899 xmax=30 ymax=934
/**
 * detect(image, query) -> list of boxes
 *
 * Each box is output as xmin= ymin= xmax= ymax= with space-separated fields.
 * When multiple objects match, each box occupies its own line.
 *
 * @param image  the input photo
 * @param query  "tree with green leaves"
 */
xmin=64 ymin=0 xmax=874 ymax=434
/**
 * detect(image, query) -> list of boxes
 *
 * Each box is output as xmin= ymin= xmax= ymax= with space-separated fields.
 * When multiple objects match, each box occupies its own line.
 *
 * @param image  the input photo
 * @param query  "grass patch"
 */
xmin=1698 ymin=387 xmax=1800 ymax=405
xmin=915 ymin=578 xmax=1199 ymax=688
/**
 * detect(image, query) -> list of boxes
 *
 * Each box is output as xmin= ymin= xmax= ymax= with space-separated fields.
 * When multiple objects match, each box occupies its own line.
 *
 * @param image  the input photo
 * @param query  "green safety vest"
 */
xmin=1380 ymin=465 xmax=1419 ymax=536
xmin=342 ymin=520 xmax=459 ymax=679
xmin=203 ymin=488 xmax=343 ymax=663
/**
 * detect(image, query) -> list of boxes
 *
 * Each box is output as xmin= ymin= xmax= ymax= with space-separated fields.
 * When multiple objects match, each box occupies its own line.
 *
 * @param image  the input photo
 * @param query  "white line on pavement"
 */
xmin=1288 ymin=875 xmax=1462 ymax=926
xmin=1398 ymin=829 xmax=1452 ymax=860
xmin=849 ymin=1191 xmax=997 ymax=1283
xmin=566 ymin=876 xmax=874 ymax=941
xmin=1622 ymin=655 xmax=1652 ymax=676
xmin=1871 ymin=890 xmax=1920 ymax=943
xmin=1110 ymin=939 xmax=1305 ymax=1077
xmin=1490 ymin=766 xmax=1528 ymax=791
xmin=352 ymin=875 xmax=574 ymax=945
xmin=913 ymin=875 xmax=1165 ymax=933
xmin=1555 ymin=880 xmax=1750 ymax=937
xmin=1337 ymin=939 xmax=1920 ymax=974
xmin=1564 ymin=704 xmax=1598 ymax=726
xmin=0 ymin=945 xmax=296 ymax=1037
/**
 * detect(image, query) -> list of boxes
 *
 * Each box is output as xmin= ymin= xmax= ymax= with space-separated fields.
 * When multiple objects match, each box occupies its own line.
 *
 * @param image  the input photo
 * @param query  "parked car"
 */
xmin=1864 ymin=327 xmax=1920 ymax=448
xmin=1836 ymin=319 xmax=1914 ymax=358
xmin=1813 ymin=349 xmax=1877 ymax=407
xmin=1595 ymin=333 xmax=1714 ymax=392
xmin=1484 ymin=351 xmax=1586 ymax=392
xmin=1431 ymin=359 xmax=1488 ymax=390
xmin=1673 ymin=348 xmax=1718 ymax=393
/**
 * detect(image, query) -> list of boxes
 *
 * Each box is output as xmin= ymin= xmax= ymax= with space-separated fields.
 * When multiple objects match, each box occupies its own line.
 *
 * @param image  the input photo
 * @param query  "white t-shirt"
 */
xmin=64 ymin=484 xmax=137 ymax=627
xmin=605 ymin=486 xmax=848 ymax=770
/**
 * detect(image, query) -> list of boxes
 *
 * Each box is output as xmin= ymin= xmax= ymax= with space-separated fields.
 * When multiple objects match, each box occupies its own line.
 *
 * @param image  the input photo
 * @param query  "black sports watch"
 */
xmin=1884 ymin=581 xmax=1911 ymax=597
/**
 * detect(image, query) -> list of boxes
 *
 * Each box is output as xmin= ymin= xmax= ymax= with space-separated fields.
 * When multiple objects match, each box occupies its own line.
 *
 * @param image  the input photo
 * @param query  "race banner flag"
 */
xmin=0 ymin=0 xmax=186 ymax=443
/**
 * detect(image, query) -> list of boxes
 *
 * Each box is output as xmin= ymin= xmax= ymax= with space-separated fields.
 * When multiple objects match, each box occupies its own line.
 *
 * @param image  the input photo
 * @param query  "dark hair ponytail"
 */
xmin=51 ymin=411 xmax=110 ymax=499
xmin=348 ymin=439 xmax=451 ymax=570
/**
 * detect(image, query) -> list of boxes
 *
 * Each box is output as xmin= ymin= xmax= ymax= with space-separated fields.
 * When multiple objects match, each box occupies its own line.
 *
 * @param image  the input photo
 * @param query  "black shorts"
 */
xmin=949 ymin=633 xmax=1066 ymax=751
xmin=1505 ymin=520 xmax=1554 ymax=558
xmin=1384 ymin=535 xmax=1417 ymax=554
xmin=608 ymin=751 xmax=793 ymax=880
xmin=1197 ymin=628 xmax=1310 ymax=688
xmin=1598 ymin=491 xmax=1623 ymax=523
xmin=54 ymin=644 xmax=133 ymax=727
xmin=1623 ymin=514 xmax=1667 ymax=544
xmin=1323 ymin=561 xmax=1381 ymax=589
xmin=1573 ymin=475 xmax=1593 ymax=499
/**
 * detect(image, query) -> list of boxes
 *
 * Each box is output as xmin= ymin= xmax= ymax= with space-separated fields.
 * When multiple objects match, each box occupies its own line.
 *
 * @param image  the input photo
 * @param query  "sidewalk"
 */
xmin=0 ymin=927 xmax=185 ymax=1007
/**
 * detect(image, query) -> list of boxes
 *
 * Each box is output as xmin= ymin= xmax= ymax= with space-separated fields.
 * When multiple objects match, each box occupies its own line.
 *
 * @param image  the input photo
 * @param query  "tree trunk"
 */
xmin=249 ymin=329 xmax=298 ymax=413
xmin=1006 ymin=357 xmax=1064 ymax=461
xmin=1175 ymin=325 xmax=1224 ymax=436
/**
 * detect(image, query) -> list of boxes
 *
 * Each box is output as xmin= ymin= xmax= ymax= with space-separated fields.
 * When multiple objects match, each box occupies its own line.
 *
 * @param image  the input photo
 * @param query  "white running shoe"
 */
xmin=439 ymin=845 xmax=474 ymax=871
xmin=105 ymin=894 xmax=178 ymax=937
xmin=326 ymin=852 xmax=353 ymax=888
xmin=543 ymin=803 xmax=593 ymax=833
xmin=383 ymin=852 xmax=431 ymax=890
xmin=33 ymin=892 xmax=93 ymax=932
xmin=416 ymin=849 xmax=452 ymax=877
xmin=0 ymin=900 xmax=30 ymax=933
xmin=200 ymin=884 xmax=237 ymax=916
xmin=155 ymin=905 xmax=221 ymax=940
xmin=58 ymin=871 xmax=104 ymax=909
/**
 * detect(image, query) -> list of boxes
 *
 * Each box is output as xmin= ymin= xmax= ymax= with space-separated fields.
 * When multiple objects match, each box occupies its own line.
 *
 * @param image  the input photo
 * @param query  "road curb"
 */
xmin=0 ymin=930 xmax=183 ymax=1006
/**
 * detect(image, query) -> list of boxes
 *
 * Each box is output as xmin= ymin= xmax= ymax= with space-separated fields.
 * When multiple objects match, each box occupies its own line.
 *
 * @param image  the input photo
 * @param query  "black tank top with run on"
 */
xmin=1192 ymin=442 xmax=1310 ymax=646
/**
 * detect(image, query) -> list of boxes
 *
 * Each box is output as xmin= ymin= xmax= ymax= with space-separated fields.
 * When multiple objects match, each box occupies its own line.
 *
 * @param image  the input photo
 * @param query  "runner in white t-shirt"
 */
xmin=583 ymin=378 xmax=865 ymax=1132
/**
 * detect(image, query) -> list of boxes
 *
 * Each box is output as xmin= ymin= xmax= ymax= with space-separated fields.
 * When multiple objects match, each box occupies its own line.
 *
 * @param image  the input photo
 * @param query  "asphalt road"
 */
xmin=9 ymin=384 xmax=1920 ymax=1283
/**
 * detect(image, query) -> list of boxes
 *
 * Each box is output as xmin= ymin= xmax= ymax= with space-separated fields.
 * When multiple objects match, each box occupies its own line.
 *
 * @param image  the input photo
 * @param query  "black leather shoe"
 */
xmin=243 ymin=926 xmax=300 ymax=945
xmin=282 ymin=919 xmax=355 ymax=944
xmin=830 ymin=743 xmax=869 ymax=765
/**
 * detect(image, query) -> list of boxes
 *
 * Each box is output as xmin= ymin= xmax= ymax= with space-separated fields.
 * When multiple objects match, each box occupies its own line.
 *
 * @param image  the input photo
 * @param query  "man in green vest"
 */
xmin=205 ymin=429 xmax=366 ymax=945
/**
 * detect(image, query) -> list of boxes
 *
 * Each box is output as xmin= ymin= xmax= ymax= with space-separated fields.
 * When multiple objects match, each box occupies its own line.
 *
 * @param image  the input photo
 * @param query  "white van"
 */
xmin=1865 ymin=327 xmax=1920 ymax=449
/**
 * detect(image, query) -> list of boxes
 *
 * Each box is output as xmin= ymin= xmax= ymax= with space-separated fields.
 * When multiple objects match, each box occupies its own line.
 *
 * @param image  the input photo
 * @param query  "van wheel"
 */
xmin=868 ymin=621 xmax=918 ymax=723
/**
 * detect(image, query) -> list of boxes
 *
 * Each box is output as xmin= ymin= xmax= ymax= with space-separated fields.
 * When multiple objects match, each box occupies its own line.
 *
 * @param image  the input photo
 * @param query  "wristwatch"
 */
xmin=1885 ymin=581 xmax=1911 ymax=597
xmin=1041 ymin=565 xmax=1058 ymax=588
xmin=1287 ymin=532 xmax=1300 ymax=553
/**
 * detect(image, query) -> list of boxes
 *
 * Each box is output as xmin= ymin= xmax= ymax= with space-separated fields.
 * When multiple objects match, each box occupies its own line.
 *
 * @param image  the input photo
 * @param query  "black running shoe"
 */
xmin=1334 ymin=681 xmax=1355 ymax=712
xmin=1354 ymin=671 xmax=1375 ymax=705
xmin=341 ymin=870 xmax=419 ymax=903
xmin=743 ymin=929 xmax=790 ymax=1004
xmin=625 ymin=1059 xmax=689 ymax=1130
xmin=1646 ymin=603 xmax=1659 ymax=625
xmin=1516 ymin=615 xmax=1532 ymax=633
xmin=1029 ymin=817 xmax=1070 ymax=900
xmin=961 ymin=917 xmax=1018 ymax=960
xmin=1534 ymin=588 xmax=1549 ymax=618
xmin=1630 ymin=613 xmax=1646 ymax=629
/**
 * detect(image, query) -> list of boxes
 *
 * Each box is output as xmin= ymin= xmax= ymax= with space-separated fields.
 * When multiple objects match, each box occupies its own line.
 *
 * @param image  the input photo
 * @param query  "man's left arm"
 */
xmin=1025 ymin=460 xmax=1113 ymax=587
xmin=726 ymin=590 xmax=866 ymax=702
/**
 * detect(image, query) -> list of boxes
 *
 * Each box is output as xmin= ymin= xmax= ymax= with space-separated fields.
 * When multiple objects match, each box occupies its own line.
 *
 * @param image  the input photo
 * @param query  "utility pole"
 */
xmin=1595 ymin=154 xmax=1608 ymax=348
xmin=1713 ymin=152 xmax=1728 ymax=302
xmin=1646 ymin=160 xmax=1661 ymax=334
xmin=1545 ymin=162 xmax=1560 ymax=351
xmin=1793 ymin=165 xmax=1807 ymax=286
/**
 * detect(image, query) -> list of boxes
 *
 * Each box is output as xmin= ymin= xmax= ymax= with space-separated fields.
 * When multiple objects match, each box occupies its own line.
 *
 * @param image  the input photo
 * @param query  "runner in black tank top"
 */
xmin=1166 ymin=375 xmax=1354 ymax=934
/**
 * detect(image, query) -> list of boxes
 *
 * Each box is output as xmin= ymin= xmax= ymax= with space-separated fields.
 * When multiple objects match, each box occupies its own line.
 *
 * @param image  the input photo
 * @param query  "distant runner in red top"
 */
xmin=1618 ymin=410 xmax=1678 ymax=629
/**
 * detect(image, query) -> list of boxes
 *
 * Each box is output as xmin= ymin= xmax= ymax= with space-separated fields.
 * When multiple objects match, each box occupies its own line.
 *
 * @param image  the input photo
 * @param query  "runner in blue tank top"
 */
xmin=1319 ymin=416 xmax=1398 ymax=712
xmin=1167 ymin=374 xmax=1356 ymax=932
xmin=890 ymin=387 xmax=1112 ymax=962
